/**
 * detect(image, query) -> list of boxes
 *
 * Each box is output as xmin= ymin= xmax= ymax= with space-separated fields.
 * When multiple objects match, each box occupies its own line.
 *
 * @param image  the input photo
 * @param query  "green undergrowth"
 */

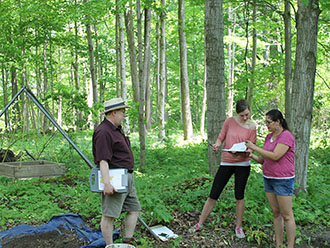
xmin=0 ymin=130 xmax=329 ymax=247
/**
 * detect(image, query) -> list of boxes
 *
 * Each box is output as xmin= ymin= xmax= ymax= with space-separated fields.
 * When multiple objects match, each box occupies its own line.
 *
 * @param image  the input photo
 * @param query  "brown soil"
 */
xmin=1 ymin=226 xmax=89 ymax=248
xmin=1 ymin=212 xmax=329 ymax=248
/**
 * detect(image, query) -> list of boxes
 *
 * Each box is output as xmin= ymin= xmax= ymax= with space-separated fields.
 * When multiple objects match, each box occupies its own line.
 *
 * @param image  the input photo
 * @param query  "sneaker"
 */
xmin=235 ymin=227 xmax=245 ymax=238
xmin=189 ymin=223 xmax=203 ymax=233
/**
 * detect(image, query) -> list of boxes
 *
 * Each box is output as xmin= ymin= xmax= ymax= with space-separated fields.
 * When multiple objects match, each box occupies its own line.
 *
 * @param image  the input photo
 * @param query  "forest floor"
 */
xmin=2 ymin=210 xmax=329 ymax=248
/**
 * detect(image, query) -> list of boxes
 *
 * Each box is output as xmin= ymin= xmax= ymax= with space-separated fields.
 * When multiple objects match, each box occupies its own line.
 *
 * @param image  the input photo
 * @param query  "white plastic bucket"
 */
xmin=105 ymin=244 xmax=135 ymax=248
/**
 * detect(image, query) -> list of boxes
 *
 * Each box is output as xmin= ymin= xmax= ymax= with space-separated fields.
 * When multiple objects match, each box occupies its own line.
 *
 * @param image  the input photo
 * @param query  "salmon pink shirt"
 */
xmin=217 ymin=117 xmax=256 ymax=165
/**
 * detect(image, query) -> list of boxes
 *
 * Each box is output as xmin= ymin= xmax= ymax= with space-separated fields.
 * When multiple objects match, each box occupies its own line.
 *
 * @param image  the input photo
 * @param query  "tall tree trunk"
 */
xmin=227 ymin=6 xmax=237 ymax=117
xmin=205 ymin=0 xmax=226 ymax=175
xmin=84 ymin=0 xmax=98 ymax=129
xmin=42 ymin=38 xmax=49 ymax=133
xmin=124 ymin=2 xmax=139 ymax=103
xmin=200 ymin=57 xmax=207 ymax=138
xmin=284 ymin=0 xmax=293 ymax=127
xmin=35 ymin=41 xmax=41 ymax=135
xmin=73 ymin=20 xmax=83 ymax=130
xmin=2 ymin=65 xmax=9 ymax=129
xmin=116 ymin=10 xmax=120 ymax=97
xmin=291 ymin=0 xmax=320 ymax=194
xmin=94 ymin=24 xmax=104 ymax=124
xmin=145 ymin=10 xmax=152 ymax=131
xmin=178 ymin=0 xmax=193 ymax=140
xmin=119 ymin=9 xmax=127 ymax=101
xmin=136 ymin=0 xmax=143 ymax=91
xmin=157 ymin=0 xmax=166 ymax=140
xmin=145 ymin=55 xmax=152 ymax=130
xmin=137 ymin=8 xmax=151 ymax=171
xmin=58 ymin=50 xmax=63 ymax=126
xmin=85 ymin=64 xmax=93 ymax=127
xmin=247 ymin=0 xmax=257 ymax=108
xmin=21 ymin=41 xmax=29 ymax=134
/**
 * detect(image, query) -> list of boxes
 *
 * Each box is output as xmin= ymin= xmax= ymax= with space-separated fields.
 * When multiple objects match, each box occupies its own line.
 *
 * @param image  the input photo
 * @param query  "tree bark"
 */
xmin=84 ymin=0 xmax=98 ymax=129
xmin=178 ymin=0 xmax=193 ymax=140
xmin=200 ymin=57 xmax=207 ymax=138
xmin=284 ymin=0 xmax=293 ymax=127
xmin=227 ymin=6 xmax=237 ymax=117
xmin=42 ymin=38 xmax=49 ymax=133
xmin=57 ymin=49 xmax=63 ymax=126
xmin=2 ymin=64 xmax=9 ymax=129
xmin=118 ymin=9 xmax=127 ymax=101
xmin=205 ymin=0 xmax=226 ymax=175
xmin=73 ymin=20 xmax=83 ymax=130
xmin=137 ymin=8 xmax=152 ymax=171
xmin=145 ymin=10 xmax=152 ymax=131
xmin=247 ymin=0 xmax=257 ymax=108
xmin=291 ymin=0 xmax=320 ymax=194
xmin=157 ymin=0 xmax=166 ymax=140
xmin=124 ymin=2 xmax=139 ymax=103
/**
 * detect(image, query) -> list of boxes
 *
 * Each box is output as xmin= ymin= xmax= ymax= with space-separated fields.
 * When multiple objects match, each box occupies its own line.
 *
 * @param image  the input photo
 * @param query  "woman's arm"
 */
xmin=249 ymin=153 xmax=264 ymax=164
xmin=245 ymin=141 xmax=289 ymax=161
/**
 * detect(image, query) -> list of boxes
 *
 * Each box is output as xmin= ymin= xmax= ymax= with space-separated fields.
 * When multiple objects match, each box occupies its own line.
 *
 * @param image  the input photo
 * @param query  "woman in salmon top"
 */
xmin=189 ymin=99 xmax=256 ymax=239
xmin=246 ymin=109 xmax=296 ymax=248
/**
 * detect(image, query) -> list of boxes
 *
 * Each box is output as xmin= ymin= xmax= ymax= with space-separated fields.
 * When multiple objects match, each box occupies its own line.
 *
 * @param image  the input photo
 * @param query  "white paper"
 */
xmin=98 ymin=169 xmax=126 ymax=191
xmin=150 ymin=225 xmax=178 ymax=241
xmin=222 ymin=141 xmax=247 ymax=152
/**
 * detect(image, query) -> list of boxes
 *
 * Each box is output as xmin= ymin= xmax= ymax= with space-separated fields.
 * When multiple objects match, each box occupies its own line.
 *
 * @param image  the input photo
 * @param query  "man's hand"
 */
xmin=103 ymin=183 xmax=117 ymax=195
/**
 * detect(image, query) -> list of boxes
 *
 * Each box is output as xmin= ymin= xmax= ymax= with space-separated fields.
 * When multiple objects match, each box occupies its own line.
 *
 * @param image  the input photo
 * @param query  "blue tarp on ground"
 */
xmin=0 ymin=213 xmax=119 ymax=248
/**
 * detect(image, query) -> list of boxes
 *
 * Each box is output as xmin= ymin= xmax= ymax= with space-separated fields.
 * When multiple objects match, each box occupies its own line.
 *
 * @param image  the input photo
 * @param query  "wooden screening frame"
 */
xmin=0 ymin=86 xmax=94 ymax=178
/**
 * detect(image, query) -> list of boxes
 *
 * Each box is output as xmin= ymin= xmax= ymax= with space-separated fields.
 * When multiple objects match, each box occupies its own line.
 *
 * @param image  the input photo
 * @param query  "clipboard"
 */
xmin=89 ymin=167 xmax=128 ymax=193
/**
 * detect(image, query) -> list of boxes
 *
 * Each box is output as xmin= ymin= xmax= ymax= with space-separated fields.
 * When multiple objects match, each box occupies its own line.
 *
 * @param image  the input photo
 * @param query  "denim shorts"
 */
xmin=264 ymin=177 xmax=295 ymax=196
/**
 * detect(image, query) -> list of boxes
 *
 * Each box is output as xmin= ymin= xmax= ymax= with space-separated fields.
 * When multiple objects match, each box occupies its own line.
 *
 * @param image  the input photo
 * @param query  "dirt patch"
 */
xmin=1 ymin=213 xmax=329 ymax=248
xmin=1 ymin=226 xmax=89 ymax=248
xmin=137 ymin=211 xmax=330 ymax=248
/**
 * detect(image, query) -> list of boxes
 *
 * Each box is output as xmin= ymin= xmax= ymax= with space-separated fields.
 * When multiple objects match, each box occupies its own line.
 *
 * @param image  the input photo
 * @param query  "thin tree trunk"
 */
xmin=84 ymin=0 xmax=98 ymax=129
xmin=137 ymin=8 xmax=151 ymax=171
xmin=145 ymin=10 xmax=152 ymax=131
xmin=124 ymin=2 xmax=139 ymax=103
xmin=119 ymin=10 xmax=127 ymax=100
xmin=291 ymin=0 xmax=320 ymax=194
xmin=2 ymin=64 xmax=9 ymax=129
xmin=205 ymin=0 xmax=226 ymax=175
xmin=157 ymin=0 xmax=166 ymax=140
xmin=247 ymin=0 xmax=257 ymax=108
xmin=42 ymin=37 xmax=49 ymax=133
xmin=227 ymin=6 xmax=237 ymax=117
xmin=200 ymin=57 xmax=207 ymax=138
xmin=136 ymin=0 xmax=143 ymax=92
xmin=116 ymin=3 xmax=121 ymax=98
xmin=58 ymin=49 xmax=63 ymax=126
xmin=35 ymin=41 xmax=41 ymax=135
xmin=73 ymin=20 xmax=83 ymax=129
xmin=284 ymin=0 xmax=293 ymax=127
xmin=178 ymin=0 xmax=193 ymax=140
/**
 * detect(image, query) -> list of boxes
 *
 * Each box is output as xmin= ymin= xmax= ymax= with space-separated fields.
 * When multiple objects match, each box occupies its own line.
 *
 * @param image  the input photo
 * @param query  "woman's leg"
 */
xmin=236 ymin=199 xmax=245 ymax=228
xmin=277 ymin=195 xmax=296 ymax=248
xmin=234 ymin=166 xmax=250 ymax=228
xmin=199 ymin=197 xmax=217 ymax=225
xmin=199 ymin=166 xmax=234 ymax=225
xmin=266 ymin=192 xmax=284 ymax=248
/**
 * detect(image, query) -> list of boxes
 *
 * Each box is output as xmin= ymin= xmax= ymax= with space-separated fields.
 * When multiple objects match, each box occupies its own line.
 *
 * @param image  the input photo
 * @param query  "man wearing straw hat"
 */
xmin=92 ymin=98 xmax=141 ymax=245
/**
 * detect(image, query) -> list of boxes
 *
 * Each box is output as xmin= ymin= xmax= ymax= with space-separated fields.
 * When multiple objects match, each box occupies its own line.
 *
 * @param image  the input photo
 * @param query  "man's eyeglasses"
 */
xmin=265 ymin=120 xmax=273 ymax=125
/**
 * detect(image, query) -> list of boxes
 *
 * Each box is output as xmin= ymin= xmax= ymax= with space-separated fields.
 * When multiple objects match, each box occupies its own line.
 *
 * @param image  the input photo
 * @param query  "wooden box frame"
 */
xmin=0 ymin=160 xmax=66 ymax=179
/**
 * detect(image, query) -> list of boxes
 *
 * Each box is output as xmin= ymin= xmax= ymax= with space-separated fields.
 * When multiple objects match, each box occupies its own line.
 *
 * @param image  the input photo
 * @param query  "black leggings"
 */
xmin=209 ymin=166 xmax=251 ymax=200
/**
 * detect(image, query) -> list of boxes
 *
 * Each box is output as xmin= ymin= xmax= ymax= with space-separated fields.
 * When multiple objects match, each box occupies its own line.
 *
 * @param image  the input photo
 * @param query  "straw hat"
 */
xmin=104 ymin=98 xmax=130 ymax=114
